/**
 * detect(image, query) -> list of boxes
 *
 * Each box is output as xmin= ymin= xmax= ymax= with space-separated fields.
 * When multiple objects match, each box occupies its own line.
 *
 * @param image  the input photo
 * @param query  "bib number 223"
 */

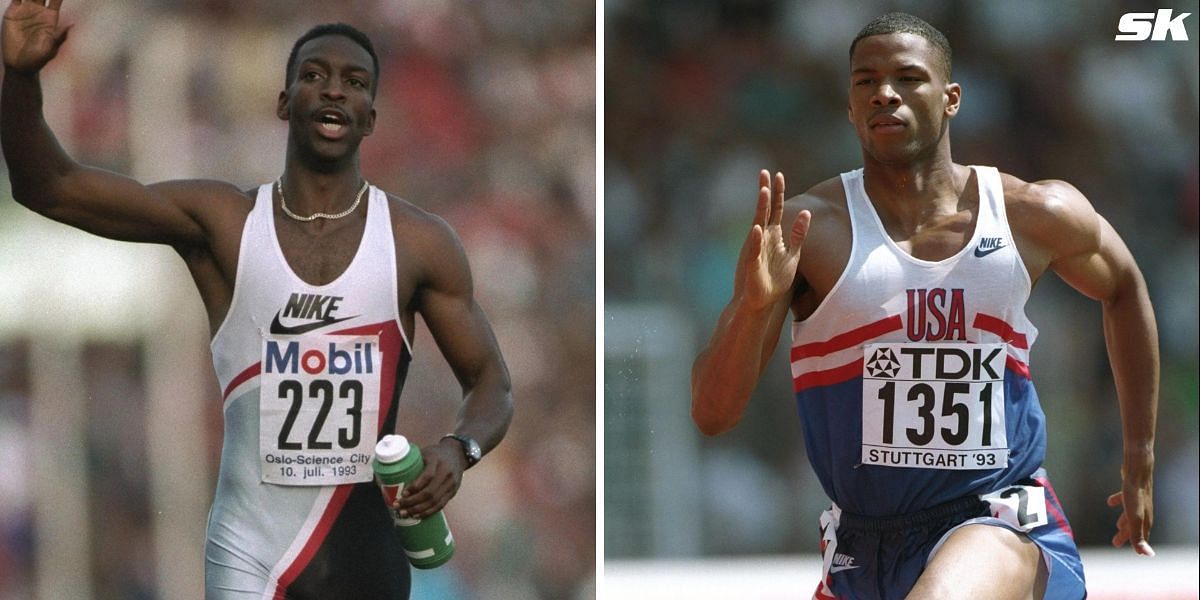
xmin=259 ymin=334 xmax=382 ymax=485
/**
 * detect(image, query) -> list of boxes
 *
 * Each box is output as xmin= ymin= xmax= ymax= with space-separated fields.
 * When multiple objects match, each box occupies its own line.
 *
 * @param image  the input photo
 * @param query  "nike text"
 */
xmin=829 ymin=553 xmax=860 ymax=573
xmin=283 ymin=292 xmax=345 ymax=320
xmin=974 ymin=237 xmax=1006 ymax=258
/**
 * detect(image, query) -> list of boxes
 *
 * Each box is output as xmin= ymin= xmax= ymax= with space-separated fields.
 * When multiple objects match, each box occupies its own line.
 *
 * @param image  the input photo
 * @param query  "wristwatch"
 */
xmin=442 ymin=433 xmax=482 ymax=468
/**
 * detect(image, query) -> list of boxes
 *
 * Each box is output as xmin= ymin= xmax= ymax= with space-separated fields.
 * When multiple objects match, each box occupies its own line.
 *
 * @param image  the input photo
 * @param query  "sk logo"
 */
xmin=866 ymin=348 xmax=900 ymax=378
xmin=1115 ymin=9 xmax=1192 ymax=41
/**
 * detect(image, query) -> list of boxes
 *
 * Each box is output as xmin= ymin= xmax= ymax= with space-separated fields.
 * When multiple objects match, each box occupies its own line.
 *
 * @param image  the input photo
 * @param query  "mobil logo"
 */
xmin=264 ymin=339 xmax=376 ymax=375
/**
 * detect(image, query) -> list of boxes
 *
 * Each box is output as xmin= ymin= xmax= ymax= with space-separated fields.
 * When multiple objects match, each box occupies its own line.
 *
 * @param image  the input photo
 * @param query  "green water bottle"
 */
xmin=373 ymin=434 xmax=456 ymax=569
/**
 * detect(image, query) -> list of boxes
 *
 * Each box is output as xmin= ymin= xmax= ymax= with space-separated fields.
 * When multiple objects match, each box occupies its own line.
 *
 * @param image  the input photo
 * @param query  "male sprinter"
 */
xmin=2 ymin=2 xmax=512 ymax=598
xmin=691 ymin=12 xmax=1157 ymax=600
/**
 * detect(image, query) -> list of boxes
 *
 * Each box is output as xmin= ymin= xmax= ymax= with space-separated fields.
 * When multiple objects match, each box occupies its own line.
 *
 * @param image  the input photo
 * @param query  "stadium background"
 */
xmin=604 ymin=0 xmax=1199 ymax=597
xmin=0 ymin=1 xmax=594 ymax=599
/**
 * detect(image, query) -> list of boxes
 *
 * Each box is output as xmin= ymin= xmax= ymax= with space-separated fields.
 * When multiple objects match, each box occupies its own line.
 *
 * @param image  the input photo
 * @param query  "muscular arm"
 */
xmin=690 ymin=266 xmax=795 ymax=435
xmin=417 ymin=220 xmax=513 ymax=456
xmin=3 ymin=5 xmax=250 ymax=335
xmin=691 ymin=171 xmax=810 ymax=436
xmin=1022 ymin=180 xmax=1159 ymax=555
xmin=394 ymin=213 xmax=513 ymax=519
xmin=2 ymin=3 xmax=233 ymax=247
xmin=2 ymin=69 xmax=215 ymax=246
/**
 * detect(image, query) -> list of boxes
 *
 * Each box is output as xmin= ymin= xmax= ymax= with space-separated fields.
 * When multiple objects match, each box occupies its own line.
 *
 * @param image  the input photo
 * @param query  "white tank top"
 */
xmin=789 ymin=166 xmax=1047 ymax=516
xmin=206 ymin=183 xmax=413 ymax=596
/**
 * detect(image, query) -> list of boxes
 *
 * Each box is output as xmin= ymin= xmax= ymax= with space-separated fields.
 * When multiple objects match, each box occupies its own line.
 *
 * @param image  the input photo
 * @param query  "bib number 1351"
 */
xmin=259 ymin=333 xmax=382 ymax=485
xmin=861 ymin=342 xmax=1008 ymax=470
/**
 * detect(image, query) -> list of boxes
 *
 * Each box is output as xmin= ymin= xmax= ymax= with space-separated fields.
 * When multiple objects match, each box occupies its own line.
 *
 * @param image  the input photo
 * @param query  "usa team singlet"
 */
xmin=793 ymin=167 xmax=1085 ymax=599
xmin=207 ymin=184 xmax=413 ymax=599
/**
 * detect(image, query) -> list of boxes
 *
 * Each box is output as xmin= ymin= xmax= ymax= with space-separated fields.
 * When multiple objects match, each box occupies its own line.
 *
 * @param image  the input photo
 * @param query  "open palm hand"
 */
xmin=740 ymin=170 xmax=811 ymax=310
xmin=3 ymin=0 xmax=70 ymax=73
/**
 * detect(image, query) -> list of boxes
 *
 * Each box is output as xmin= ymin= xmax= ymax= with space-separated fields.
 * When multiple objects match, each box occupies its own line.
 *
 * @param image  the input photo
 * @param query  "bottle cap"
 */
xmin=375 ymin=435 xmax=411 ymax=464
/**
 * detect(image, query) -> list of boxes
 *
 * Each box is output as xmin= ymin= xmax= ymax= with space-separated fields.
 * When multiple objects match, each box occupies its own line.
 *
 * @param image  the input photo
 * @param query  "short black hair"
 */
xmin=849 ymin=13 xmax=952 ymax=79
xmin=285 ymin=23 xmax=380 ymax=95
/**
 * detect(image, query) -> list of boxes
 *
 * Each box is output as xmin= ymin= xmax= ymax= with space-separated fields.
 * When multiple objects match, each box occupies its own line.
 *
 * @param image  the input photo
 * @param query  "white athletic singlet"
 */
xmin=790 ymin=166 xmax=1049 ymax=516
xmin=206 ymin=184 xmax=413 ymax=599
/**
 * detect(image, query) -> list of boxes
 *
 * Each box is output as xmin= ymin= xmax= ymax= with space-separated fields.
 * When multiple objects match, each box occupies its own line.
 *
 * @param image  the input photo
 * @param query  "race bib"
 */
xmin=259 ymin=334 xmax=381 ymax=485
xmin=980 ymin=484 xmax=1049 ymax=532
xmin=861 ymin=342 xmax=1008 ymax=470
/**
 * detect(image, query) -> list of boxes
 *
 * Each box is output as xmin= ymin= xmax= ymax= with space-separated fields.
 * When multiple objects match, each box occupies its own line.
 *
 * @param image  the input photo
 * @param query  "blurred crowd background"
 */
xmin=605 ymin=0 xmax=1198 ymax=565
xmin=0 ymin=1 xmax=594 ymax=599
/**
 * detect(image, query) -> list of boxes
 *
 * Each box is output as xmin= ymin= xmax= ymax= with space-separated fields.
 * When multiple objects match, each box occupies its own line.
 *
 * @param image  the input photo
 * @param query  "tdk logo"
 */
xmin=1115 ymin=9 xmax=1191 ymax=41
xmin=265 ymin=341 xmax=375 ymax=375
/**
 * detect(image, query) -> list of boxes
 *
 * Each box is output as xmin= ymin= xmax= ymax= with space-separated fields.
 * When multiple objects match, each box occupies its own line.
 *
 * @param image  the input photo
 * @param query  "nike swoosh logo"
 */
xmin=973 ymin=244 xmax=1006 ymax=258
xmin=829 ymin=564 xmax=861 ymax=574
xmin=269 ymin=312 xmax=357 ymax=335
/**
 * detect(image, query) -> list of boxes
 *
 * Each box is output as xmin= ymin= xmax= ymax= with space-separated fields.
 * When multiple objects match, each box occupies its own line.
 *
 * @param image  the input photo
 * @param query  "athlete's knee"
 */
xmin=912 ymin=524 xmax=1043 ymax=600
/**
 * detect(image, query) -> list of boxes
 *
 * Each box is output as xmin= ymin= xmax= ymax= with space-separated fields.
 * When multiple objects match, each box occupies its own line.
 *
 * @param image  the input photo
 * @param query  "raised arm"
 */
xmin=691 ymin=170 xmax=811 ymax=436
xmin=394 ymin=213 xmax=513 ymax=520
xmin=2 ymin=0 xmax=222 ymax=246
xmin=1022 ymin=179 xmax=1159 ymax=556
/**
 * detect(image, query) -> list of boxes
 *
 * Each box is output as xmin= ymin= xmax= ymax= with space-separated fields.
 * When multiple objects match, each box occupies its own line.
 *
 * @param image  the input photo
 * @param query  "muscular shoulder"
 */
xmin=384 ymin=193 xmax=470 ymax=288
xmin=145 ymin=179 xmax=255 ymax=223
xmin=999 ymin=172 xmax=1101 ymax=262
xmin=789 ymin=175 xmax=847 ymax=218
xmin=149 ymin=178 xmax=253 ymax=207
xmin=785 ymin=175 xmax=851 ymax=306
xmin=385 ymin=193 xmax=461 ymax=248
xmin=782 ymin=174 xmax=849 ymax=236
xmin=148 ymin=179 xmax=255 ymax=241
xmin=786 ymin=175 xmax=849 ymax=247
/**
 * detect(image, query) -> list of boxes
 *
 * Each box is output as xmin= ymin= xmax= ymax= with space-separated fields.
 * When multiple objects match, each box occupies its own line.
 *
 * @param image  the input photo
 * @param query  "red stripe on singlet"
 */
xmin=791 ymin=315 xmax=904 ymax=362
xmin=794 ymin=359 xmax=864 ymax=393
xmin=1034 ymin=475 xmax=1075 ymax=540
xmin=223 ymin=363 xmax=261 ymax=400
xmin=268 ymin=321 xmax=408 ymax=596
xmin=813 ymin=581 xmax=841 ymax=600
xmin=330 ymin=321 xmax=408 ymax=435
xmin=1006 ymin=355 xmax=1031 ymax=379
xmin=273 ymin=485 xmax=354 ymax=596
xmin=973 ymin=313 xmax=1029 ymax=349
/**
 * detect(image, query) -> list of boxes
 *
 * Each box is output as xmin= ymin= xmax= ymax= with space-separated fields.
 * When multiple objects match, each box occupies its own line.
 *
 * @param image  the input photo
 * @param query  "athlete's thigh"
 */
xmin=907 ymin=523 xmax=1047 ymax=600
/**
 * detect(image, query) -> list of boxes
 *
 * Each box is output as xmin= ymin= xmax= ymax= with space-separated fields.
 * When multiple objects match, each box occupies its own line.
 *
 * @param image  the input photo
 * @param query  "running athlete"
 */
xmin=2 ymin=2 xmax=512 ymax=598
xmin=691 ymin=13 xmax=1157 ymax=600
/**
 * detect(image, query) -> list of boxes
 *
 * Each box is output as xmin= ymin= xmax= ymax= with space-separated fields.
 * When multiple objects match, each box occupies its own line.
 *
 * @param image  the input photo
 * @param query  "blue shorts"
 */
xmin=813 ymin=469 xmax=1086 ymax=599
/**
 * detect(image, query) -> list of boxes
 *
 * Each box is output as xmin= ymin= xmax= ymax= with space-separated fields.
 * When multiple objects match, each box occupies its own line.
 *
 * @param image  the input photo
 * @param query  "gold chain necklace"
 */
xmin=277 ymin=179 xmax=370 ymax=222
